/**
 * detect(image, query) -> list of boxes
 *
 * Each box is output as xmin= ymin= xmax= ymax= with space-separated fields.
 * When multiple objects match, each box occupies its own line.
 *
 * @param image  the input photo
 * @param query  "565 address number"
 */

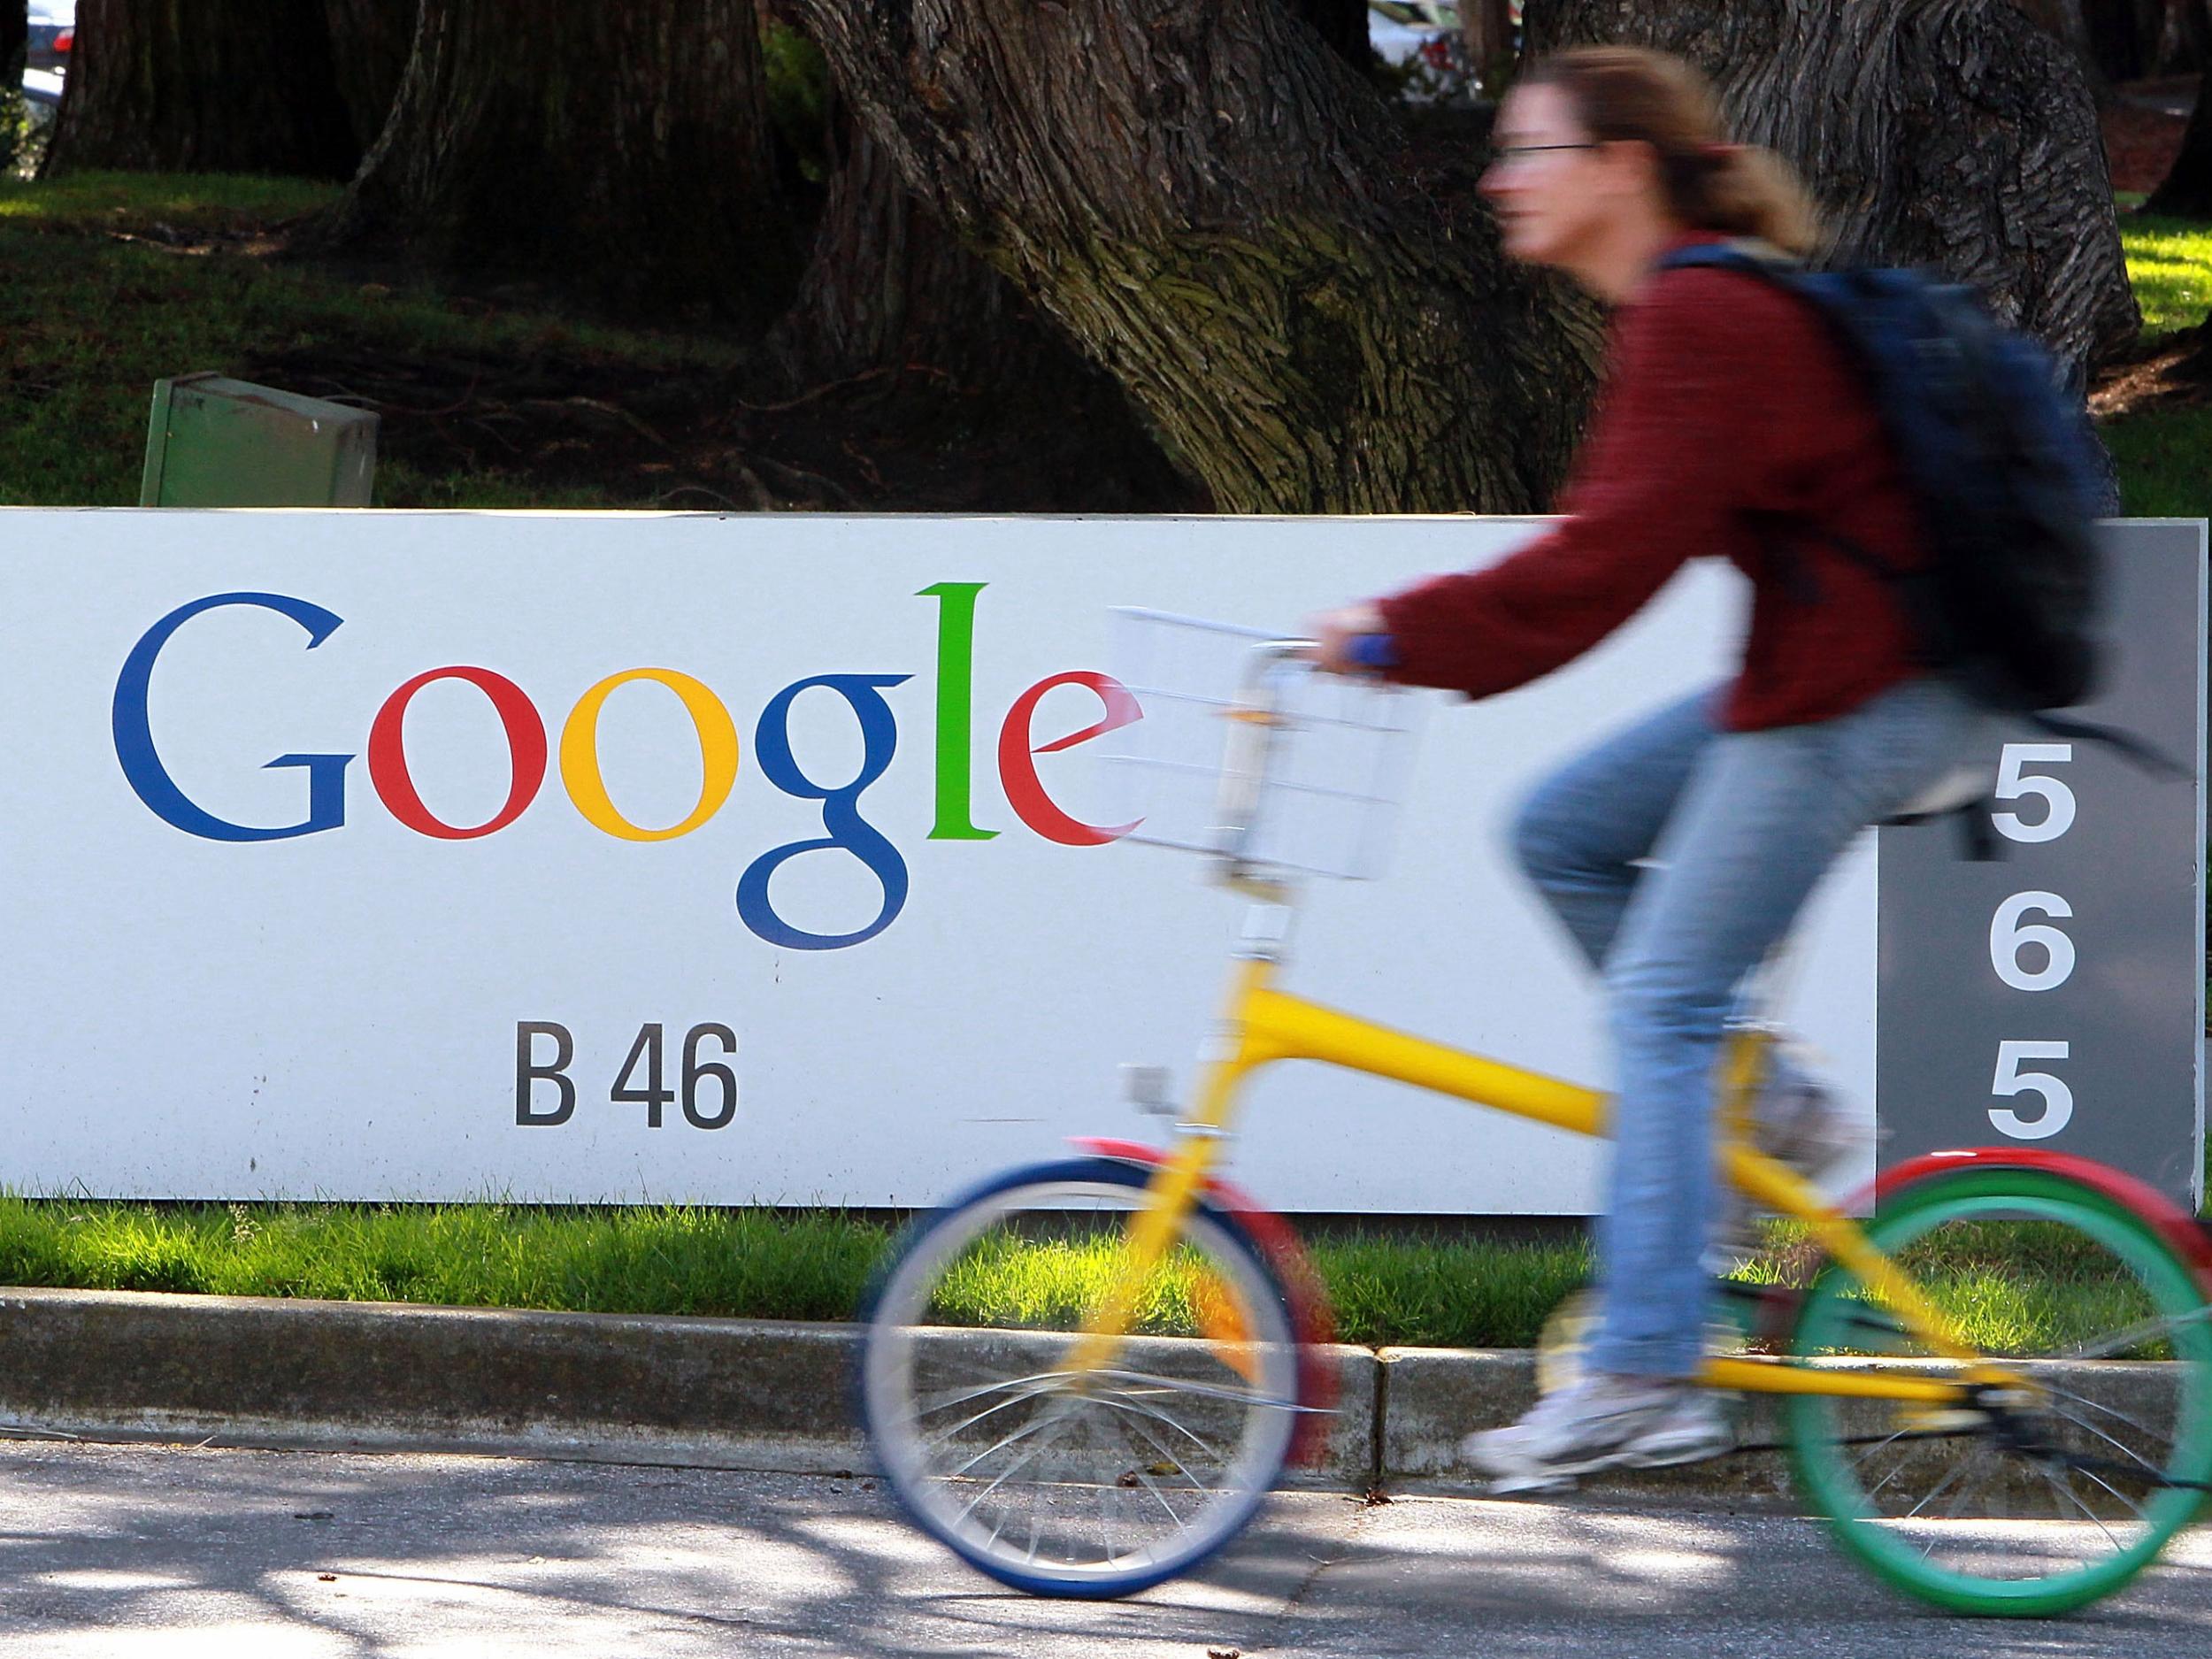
xmin=516 ymin=1021 xmax=738 ymax=1129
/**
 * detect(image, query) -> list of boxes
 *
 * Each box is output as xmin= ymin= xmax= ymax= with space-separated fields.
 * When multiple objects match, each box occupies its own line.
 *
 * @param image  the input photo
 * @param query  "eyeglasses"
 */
xmin=1487 ymin=142 xmax=1601 ymax=168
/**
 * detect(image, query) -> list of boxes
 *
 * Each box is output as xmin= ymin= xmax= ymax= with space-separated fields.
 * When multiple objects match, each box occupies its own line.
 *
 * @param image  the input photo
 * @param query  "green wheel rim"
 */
xmin=1786 ymin=1169 xmax=2212 ymax=1617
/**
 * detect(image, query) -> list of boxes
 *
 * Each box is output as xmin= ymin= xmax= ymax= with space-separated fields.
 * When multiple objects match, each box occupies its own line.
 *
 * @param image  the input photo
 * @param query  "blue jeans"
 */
xmin=1511 ymin=678 xmax=1982 ymax=1379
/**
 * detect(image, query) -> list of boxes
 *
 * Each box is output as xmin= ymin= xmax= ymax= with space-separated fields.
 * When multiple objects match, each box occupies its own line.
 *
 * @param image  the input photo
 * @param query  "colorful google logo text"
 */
xmin=111 ymin=587 xmax=1139 ymax=950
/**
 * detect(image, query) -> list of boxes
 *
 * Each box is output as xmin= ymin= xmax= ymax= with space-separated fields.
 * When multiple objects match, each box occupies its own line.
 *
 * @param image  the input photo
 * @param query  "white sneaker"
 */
xmin=1754 ymin=1067 xmax=1870 ymax=1185
xmin=1460 ymin=1372 xmax=1732 ymax=1495
xmin=1709 ymin=1055 xmax=1874 ymax=1269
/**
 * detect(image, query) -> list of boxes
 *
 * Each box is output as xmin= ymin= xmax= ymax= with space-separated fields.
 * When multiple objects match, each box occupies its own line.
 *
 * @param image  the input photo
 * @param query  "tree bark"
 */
xmin=320 ymin=0 xmax=797 ymax=328
xmin=2150 ymin=0 xmax=2209 ymax=71
xmin=1462 ymin=0 xmax=1519 ymax=88
xmin=2147 ymin=55 xmax=2212 ymax=215
xmin=2062 ymin=0 xmax=2203 ymax=82
xmin=323 ymin=0 xmax=419 ymax=155
xmin=785 ymin=0 xmax=1603 ymax=515
xmin=1527 ymin=0 xmax=2140 ymax=376
xmin=42 ymin=0 xmax=359 ymax=177
xmin=772 ymin=119 xmax=1048 ymax=387
xmin=2016 ymin=0 xmax=2111 ymax=98
xmin=1 ymin=1 xmax=24 ymax=174
xmin=1285 ymin=0 xmax=1373 ymax=70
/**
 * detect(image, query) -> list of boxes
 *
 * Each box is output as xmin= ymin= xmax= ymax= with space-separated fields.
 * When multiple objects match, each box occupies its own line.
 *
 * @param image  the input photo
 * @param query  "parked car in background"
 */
xmin=1367 ymin=1 xmax=1460 ymax=74
xmin=27 ymin=1 xmax=73 ymax=74
xmin=1366 ymin=2 xmax=1519 ymax=98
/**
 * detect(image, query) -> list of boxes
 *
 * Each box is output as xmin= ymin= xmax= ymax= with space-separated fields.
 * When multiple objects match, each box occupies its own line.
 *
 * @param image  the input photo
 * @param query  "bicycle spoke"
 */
xmin=918 ymin=1381 xmax=1068 ymax=1456
xmin=1088 ymin=1389 xmax=1234 ymax=1470
xmin=1900 ymin=1451 xmax=1973 ymax=1526
xmin=1783 ymin=1170 xmax=2212 ymax=1613
xmin=951 ymin=1431 xmax=1064 ymax=1537
xmin=863 ymin=1166 xmax=1299 ymax=1592
xmin=2068 ymin=1456 xmax=2154 ymax=1531
xmin=949 ymin=1400 xmax=1075 ymax=1484
xmin=913 ymin=1370 xmax=1079 ymax=1418
xmin=2043 ymin=1465 xmax=2128 ymax=1557
xmin=2060 ymin=1304 xmax=2212 ymax=1363
xmin=1849 ymin=1423 xmax=1921 ymax=1485
xmin=1094 ymin=1367 xmax=1300 ymax=1412
xmin=2034 ymin=1384 xmax=2174 ymax=1467
xmin=1938 ymin=1445 xmax=1996 ymax=1525
xmin=2036 ymin=1397 xmax=2172 ymax=1484
xmin=1118 ymin=1405 xmax=1217 ymax=1497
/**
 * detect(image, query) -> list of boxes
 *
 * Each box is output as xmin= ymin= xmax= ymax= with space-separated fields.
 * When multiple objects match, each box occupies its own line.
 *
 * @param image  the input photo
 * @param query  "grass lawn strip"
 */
xmin=0 ymin=1196 xmax=2168 ymax=1356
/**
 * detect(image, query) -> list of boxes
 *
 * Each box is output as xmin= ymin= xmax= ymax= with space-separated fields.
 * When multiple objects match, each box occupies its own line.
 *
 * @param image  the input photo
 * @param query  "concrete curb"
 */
xmin=0 ymin=1289 xmax=2170 ymax=1508
xmin=0 ymin=1288 xmax=1383 ymax=1486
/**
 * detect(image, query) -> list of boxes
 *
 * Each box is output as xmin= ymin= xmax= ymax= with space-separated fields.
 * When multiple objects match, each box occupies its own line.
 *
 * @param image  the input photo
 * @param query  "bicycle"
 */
xmin=858 ymin=616 xmax=2212 ymax=1617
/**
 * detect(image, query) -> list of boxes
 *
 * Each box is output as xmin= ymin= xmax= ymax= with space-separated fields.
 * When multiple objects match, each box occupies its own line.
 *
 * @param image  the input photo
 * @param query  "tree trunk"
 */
xmin=2067 ymin=0 xmax=2208 ymax=81
xmin=2147 ymin=61 xmax=2212 ymax=215
xmin=2151 ymin=0 xmax=2209 ymax=70
xmin=42 ymin=0 xmax=358 ymax=177
xmin=772 ymin=119 xmax=1048 ymax=387
xmin=1463 ymin=0 xmax=1519 ymax=88
xmin=785 ymin=0 xmax=1604 ymax=515
xmin=1286 ymin=0 xmax=1373 ymax=70
xmin=1527 ymin=0 xmax=2140 ymax=377
xmin=323 ymin=0 xmax=419 ymax=155
xmin=1 ymin=1 xmax=24 ymax=174
xmin=320 ymin=0 xmax=797 ymax=328
xmin=2016 ymin=0 xmax=2112 ymax=98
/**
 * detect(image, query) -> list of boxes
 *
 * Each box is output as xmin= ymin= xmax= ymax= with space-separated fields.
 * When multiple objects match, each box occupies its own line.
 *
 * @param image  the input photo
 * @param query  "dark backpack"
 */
xmin=1657 ymin=242 xmax=2109 ymax=715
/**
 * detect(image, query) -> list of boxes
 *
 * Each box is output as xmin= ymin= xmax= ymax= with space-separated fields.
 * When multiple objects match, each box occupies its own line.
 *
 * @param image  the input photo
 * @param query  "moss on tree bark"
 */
xmin=787 ymin=0 xmax=1602 ymax=514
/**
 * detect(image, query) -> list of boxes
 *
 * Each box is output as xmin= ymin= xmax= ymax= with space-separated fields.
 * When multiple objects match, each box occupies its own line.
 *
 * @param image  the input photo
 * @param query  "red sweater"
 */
xmin=1375 ymin=236 xmax=1928 ymax=730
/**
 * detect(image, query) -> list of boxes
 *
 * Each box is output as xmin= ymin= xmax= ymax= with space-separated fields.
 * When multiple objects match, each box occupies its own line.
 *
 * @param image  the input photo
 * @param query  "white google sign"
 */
xmin=0 ymin=511 xmax=2194 ymax=1209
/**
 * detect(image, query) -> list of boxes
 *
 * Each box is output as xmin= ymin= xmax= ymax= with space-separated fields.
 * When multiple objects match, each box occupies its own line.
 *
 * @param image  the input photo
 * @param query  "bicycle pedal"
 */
xmin=1896 ymin=1404 xmax=1985 ymax=1433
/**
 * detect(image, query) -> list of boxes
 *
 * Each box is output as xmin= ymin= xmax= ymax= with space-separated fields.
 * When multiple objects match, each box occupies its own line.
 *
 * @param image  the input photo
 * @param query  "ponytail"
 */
xmin=1522 ymin=48 xmax=1822 ymax=257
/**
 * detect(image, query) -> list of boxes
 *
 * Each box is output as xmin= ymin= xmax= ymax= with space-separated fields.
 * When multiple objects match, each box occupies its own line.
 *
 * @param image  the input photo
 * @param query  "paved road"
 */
xmin=0 ymin=1440 xmax=2207 ymax=1656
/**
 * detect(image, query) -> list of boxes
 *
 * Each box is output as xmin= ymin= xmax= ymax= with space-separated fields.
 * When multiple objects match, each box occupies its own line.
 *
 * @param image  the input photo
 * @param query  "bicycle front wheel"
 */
xmin=859 ymin=1156 xmax=1302 ymax=1598
xmin=1787 ymin=1164 xmax=2212 ymax=1617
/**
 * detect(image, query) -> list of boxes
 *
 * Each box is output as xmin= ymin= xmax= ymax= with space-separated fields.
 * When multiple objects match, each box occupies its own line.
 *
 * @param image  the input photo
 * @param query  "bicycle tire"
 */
xmin=1786 ymin=1164 xmax=2212 ymax=1617
xmin=859 ymin=1156 xmax=1302 ymax=1597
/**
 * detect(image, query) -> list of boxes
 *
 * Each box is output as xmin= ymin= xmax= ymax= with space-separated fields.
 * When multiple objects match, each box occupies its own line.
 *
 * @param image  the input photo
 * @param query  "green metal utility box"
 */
xmin=141 ymin=373 xmax=379 ymax=507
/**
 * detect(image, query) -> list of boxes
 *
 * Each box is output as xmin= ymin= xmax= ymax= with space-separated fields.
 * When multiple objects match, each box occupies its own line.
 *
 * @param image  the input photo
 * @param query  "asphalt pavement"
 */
xmin=0 ymin=1440 xmax=2206 ymax=1656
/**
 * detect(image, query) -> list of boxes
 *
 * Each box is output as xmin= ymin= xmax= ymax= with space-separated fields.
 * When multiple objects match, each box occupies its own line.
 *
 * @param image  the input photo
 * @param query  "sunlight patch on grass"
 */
xmin=2121 ymin=211 xmax=2212 ymax=338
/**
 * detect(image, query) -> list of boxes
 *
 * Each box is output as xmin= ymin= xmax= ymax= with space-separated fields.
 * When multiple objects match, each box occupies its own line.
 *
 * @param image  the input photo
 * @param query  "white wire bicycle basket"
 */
xmin=1099 ymin=607 xmax=1426 ymax=882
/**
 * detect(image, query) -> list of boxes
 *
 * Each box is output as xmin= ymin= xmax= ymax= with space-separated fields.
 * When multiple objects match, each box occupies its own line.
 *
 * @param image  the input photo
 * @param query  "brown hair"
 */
xmin=1517 ymin=46 xmax=1821 ymax=257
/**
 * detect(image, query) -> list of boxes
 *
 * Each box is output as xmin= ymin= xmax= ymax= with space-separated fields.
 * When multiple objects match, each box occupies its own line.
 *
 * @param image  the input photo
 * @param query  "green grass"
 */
xmin=909 ymin=1225 xmax=1592 ymax=1349
xmin=0 ymin=1197 xmax=2169 ymax=1356
xmin=0 ymin=1198 xmax=885 ymax=1321
xmin=0 ymin=171 xmax=334 ymax=230
xmin=0 ymin=172 xmax=747 ymax=508
xmin=2108 ymin=210 xmax=2212 ymax=520
xmin=2120 ymin=211 xmax=2212 ymax=340
xmin=2102 ymin=399 xmax=2212 ymax=517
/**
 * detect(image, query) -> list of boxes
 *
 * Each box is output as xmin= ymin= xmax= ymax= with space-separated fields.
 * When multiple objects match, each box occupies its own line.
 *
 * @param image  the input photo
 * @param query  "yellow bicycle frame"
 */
xmin=1067 ymin=926 xmax=2012 ymax=1406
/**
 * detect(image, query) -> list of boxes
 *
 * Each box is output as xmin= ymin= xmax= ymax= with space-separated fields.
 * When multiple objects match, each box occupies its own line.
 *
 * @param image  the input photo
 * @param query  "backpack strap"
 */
xmin=2024 ymin=712 xmax=2189 ymax=779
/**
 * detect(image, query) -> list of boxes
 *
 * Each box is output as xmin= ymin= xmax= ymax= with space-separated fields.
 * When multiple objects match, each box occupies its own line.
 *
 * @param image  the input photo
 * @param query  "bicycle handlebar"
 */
xmin=1211 ymin=640 xmax=1320 ymax=887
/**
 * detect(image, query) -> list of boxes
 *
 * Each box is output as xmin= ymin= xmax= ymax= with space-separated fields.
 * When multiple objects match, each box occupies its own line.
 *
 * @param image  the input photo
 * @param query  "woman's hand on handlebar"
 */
xmin=1303 ymin=603 xmax=1388 ymax=674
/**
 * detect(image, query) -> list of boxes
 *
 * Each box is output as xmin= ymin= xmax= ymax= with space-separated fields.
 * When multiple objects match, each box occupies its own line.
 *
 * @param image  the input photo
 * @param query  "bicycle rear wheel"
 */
xmin=1786 ymin=1165 xmax=2212 ymax=1616
xmin=860 ymin=1156 xmax=1302 ymax=1597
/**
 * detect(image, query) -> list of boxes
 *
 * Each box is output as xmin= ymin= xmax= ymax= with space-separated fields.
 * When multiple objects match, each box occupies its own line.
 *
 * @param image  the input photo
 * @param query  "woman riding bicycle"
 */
xmin=1311 ymin=46 xmax=1984 ymax=1490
